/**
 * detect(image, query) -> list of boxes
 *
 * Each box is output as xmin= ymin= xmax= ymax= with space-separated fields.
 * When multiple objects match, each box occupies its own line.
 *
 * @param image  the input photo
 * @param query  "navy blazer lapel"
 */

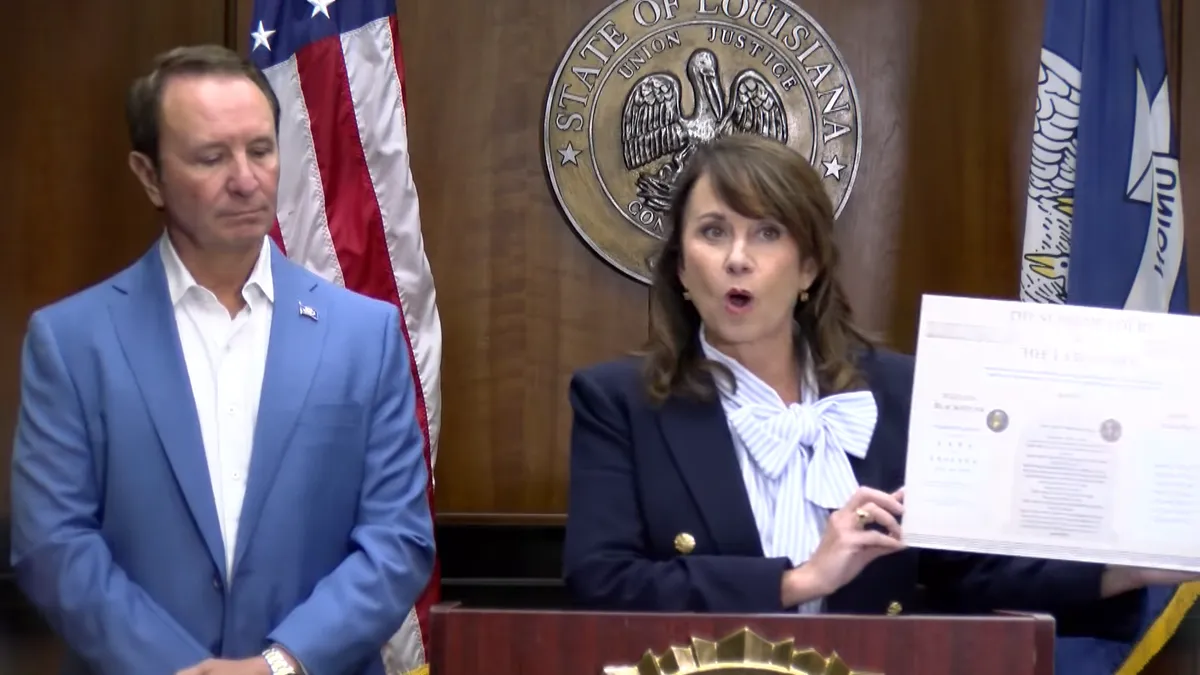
xmin=658 ymin=393 xmax=763 ymax=556
xmin=233 ymin=246 xmax=327 ymax=571
xmin=109 ymin=247 xmax=227 ymax=578
xmin=846 ymin=350 xmax=890 ymax=490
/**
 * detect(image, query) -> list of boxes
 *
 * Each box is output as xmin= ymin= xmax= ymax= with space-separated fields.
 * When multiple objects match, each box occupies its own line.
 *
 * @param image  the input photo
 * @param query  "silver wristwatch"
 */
xmin=262 ymin=646 xmax=298 ymax=675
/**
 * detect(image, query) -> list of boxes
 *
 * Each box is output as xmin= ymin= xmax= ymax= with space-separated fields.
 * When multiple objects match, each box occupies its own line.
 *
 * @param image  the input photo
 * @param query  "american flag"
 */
xmin=247 ymin=1 xmax=442 ymax=673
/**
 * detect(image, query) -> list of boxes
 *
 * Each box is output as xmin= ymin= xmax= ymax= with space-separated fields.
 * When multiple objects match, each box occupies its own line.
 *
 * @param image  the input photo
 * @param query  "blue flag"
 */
xmin=1018 ymin=0 xmax=1196 ymax=672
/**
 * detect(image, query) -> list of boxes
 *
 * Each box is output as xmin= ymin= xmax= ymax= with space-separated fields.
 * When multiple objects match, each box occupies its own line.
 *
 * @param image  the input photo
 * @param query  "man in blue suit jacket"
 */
xmin=9 ymin=45 xmax=435 ymax=675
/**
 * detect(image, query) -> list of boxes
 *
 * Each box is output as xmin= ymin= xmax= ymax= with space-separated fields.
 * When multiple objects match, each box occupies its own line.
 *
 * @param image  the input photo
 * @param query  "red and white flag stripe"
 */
xmin=258 ymin=13 xmax=441 ymax=675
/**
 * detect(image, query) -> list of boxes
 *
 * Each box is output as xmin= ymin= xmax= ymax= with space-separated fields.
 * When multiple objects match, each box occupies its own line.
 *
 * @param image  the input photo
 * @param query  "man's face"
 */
xmin=130 ymin=74 xmax=278 ymax=253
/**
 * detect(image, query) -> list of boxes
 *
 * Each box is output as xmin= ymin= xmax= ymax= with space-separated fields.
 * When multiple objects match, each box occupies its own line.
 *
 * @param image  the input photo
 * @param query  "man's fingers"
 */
xmin=176 ymin=661 xmax=212 ymax=675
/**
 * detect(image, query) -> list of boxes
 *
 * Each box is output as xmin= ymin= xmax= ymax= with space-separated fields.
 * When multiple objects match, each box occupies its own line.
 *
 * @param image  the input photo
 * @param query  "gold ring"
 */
xmin=855 ymin=508 xmax=870 ymax=527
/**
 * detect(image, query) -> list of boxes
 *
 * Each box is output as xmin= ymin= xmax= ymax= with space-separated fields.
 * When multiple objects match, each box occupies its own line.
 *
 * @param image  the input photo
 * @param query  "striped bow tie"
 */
xmin=727 ymin=390 xmax=878 ymax=510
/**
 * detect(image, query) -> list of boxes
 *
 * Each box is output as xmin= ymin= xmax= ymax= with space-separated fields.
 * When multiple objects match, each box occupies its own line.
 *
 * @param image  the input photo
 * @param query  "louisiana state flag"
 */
xmin=1018 ymin=0 xmax=1196 ymax=672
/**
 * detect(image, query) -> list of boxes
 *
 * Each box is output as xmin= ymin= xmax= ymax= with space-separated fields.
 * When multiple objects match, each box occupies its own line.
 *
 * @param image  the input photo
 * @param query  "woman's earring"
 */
xmin=799 ymin=289 xmax=809 ymax=302
xmin=682 ymin=290 xmax=691 ymax=301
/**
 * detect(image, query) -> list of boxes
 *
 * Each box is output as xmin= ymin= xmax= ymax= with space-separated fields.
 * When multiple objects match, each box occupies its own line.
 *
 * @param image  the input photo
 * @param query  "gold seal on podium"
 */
xmin=602 ymin=627 xmax=879 ymax=674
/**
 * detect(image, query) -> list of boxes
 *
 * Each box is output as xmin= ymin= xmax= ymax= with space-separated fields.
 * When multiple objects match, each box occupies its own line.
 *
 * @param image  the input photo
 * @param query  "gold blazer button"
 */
xmin=886 ymin=601 xmax=902 ymax=616
xmin=673 ymin=532 xmax=696 ymax=554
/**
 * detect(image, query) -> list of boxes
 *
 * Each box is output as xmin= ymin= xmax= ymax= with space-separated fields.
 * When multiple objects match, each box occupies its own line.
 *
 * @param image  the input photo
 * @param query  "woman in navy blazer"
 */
xmin=561 ymin=134 xmax=1192 ymax=640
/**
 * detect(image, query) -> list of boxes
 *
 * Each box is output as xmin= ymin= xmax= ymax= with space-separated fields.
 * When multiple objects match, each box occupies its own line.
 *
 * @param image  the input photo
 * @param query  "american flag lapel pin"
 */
xmin=298 ymin=301 xmax=318 ymax=322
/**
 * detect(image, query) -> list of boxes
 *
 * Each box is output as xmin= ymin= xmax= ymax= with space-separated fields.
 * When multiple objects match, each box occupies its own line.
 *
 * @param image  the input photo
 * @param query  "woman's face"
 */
xmin=677 ymin=172 xmax=817 ymax=351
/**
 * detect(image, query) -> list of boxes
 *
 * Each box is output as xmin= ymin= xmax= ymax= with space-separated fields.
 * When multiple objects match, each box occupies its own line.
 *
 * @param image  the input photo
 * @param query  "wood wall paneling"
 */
xmin=391 ymin=0 xmax=650 ymax=519
xmin=1180 ymin=0 xmax=1200 ymax=312
xmin=1148 ymin=0 xmax=1200 ymax=671
xmin=887 ymin=0 xmax=1043 ymax=352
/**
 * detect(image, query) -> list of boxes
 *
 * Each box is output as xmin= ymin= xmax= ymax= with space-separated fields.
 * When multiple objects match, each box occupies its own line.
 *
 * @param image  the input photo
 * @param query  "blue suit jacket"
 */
xmin=562 ymin=348 xmax=1143 ymax=640
xmin=9 ymin=242 xmax=436 ymax=675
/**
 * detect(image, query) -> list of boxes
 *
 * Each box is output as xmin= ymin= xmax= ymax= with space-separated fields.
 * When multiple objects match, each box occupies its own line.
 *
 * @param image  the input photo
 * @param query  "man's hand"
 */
xmin=175 ymin=657 xmax=271 ymax=675
xmin=1100 ymin=565 xmax=1200 ymax=598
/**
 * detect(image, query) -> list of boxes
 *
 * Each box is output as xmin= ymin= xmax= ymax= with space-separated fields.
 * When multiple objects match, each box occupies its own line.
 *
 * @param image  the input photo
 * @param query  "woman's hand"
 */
xmin=781 ymin=487 xmax=906 ymax=606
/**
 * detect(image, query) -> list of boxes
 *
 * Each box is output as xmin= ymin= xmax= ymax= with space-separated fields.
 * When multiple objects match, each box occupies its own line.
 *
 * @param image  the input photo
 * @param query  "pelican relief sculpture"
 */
xmin=620 ymin=48 xmax=789 ymax=230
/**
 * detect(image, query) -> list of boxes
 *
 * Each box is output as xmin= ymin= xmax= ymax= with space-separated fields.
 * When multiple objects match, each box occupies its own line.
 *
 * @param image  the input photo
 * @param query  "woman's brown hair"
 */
xmin=640 ymin=133 xmax=876 ymax=405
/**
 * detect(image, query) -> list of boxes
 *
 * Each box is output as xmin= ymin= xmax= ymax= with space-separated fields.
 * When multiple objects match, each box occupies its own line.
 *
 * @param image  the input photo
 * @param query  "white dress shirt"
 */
xmin=160 ymin=234 xmax=274 ymax=580
xmin=699 ymin=328 xmax=878 ymax=613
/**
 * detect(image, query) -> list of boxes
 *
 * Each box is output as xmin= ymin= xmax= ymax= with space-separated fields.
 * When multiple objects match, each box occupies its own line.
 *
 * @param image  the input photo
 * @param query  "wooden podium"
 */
xmin=430 ymin=603 xmax=1056 ymax=674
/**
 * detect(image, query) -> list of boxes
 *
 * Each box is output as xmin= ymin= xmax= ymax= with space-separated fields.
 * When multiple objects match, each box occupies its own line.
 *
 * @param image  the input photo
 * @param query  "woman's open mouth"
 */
xmin=724 ymin=289 xmax=754 ymax=314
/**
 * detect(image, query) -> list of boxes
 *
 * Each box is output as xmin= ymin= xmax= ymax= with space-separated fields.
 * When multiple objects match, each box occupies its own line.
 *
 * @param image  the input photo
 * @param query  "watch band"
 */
xmin=262 ymin=646 xmax=298 ymax=675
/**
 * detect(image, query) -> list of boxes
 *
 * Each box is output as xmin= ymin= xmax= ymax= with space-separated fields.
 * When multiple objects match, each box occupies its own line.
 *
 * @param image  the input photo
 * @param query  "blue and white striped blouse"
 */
xmin=699 ymin=328 xmax=879 ymax=613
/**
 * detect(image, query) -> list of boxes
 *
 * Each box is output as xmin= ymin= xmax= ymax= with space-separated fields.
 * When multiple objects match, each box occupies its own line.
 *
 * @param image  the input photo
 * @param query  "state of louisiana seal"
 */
xmin=543 ymin=0 xmax=863 ymax=284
